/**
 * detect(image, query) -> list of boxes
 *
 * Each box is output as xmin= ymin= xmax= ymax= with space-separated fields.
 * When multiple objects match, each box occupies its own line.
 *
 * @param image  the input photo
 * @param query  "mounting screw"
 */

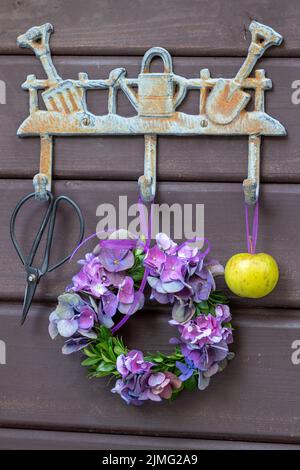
xmin=82 ymin=116 xmax=91 ymax=126
xmin=200 ymin=119 xmax=208 ymax=128
xmin=28 ymin=274 xmax=36 ymax=282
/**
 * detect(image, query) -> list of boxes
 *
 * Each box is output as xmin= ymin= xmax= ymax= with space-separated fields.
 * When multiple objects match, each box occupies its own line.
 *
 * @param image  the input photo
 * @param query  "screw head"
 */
xmin=200 ymin=119 xmax=208 ymax=128
xmin=28 ymin=274 xmax=36 ymax=282
xmin=82 ymin=116 xmax=90 ymax=126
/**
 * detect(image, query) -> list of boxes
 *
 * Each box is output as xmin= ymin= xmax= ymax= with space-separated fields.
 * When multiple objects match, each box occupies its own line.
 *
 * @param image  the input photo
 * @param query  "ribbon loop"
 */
xmin=245 ymin=202 xmax=259 ymax=254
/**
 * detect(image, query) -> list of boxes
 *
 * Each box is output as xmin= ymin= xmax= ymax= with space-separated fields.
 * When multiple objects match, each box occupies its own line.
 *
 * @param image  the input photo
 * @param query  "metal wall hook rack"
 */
xmin=17 ymin=21 xmax=286 ymax=204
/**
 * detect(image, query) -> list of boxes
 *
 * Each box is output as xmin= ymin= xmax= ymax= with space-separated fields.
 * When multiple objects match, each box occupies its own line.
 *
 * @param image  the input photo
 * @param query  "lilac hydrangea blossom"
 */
xmin=144 ymin=233 xmax=224 ymax=323
xmin=116 ymin=350 xmax=153 ymax=377
xmin=49 ymin=238 xmax=145 ymax=350
xmin=66 ymin=244 xmax=144 ymax=327
xmin=98 ymin=247 xmax=134 ymax=273
xmin=49 ymin=293 xmax=96 ymax=340
xmin=112 ymin=350 xmax=182 ymax=405
xmin=170 ymin=306 xmax=234 ymax=390
xmin=147 ymin=371 xmax=182 ymax=399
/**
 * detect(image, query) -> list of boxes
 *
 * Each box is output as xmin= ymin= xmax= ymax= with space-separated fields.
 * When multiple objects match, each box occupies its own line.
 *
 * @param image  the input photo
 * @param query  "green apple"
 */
xmin=225 ymin=252 xmax=279 ymax=298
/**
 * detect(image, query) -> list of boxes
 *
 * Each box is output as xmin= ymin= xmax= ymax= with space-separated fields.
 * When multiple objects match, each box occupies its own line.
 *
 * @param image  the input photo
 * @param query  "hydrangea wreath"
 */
xmin=49 ymin=232 xmax=234 ymax=405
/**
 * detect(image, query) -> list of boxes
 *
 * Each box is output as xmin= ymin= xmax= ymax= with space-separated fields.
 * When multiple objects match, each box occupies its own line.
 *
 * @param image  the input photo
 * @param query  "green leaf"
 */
xmin=89 ymin=295 xmax=98 ymax=312
xmin=114 ymin=345 xmax=125 ymax=356
xmin=184 ymin=375 xmax=197 ymax=391
xmin=153 ymin=356 xmax=164 ymax=363
xmin=101 ymin=353 xmax=115 ymax=364
xmin=81 ymin=357 xmax=100 ymax=366
xmin=97 ymin=361 xmax=116 ymax=373
xmin=170 ymin=384 xmax=184 ymax=401
xmin=83 ymin=347 xmax=96 ymax=358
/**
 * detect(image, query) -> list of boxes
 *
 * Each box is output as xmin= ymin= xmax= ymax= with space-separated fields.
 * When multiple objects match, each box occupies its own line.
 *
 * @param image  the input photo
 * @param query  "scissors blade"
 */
xmin=21 ymin=269 xmax=39 ymax=325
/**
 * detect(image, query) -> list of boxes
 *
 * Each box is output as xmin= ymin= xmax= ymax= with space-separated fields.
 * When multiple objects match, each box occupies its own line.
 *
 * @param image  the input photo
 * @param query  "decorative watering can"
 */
xmin=123 ymin=47 xmax=187 ymax=118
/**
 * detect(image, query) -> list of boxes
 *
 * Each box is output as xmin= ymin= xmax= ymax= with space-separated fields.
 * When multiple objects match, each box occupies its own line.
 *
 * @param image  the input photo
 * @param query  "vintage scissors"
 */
xmin=10 ymin=191 xmax=85 ymax=324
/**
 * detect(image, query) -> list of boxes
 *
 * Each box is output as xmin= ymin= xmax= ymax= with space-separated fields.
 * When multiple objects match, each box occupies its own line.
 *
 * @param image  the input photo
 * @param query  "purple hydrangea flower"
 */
xmin=97 ymin=301 xmax=114 ymax=329
xmin=49 ymin=293 xmax=97 ymax=347
xmin=118 ymin=276 xmax=135 ymax=304
xmin=182 ymin=340 xmax=229 ymax=371
xmin=160 ymin=255 xmax=186 ymax=283
xmin=147 ymin=371 xmax=182 ymax=399
xmin=170 ymin=309 xmax=234 ymax=390
xmin=215 ymin=304 xmax=231 ymax=323
xmin=172 ymin=298 xmax=195 ymax=323
xmin=116 ymin=350 xmax=153 ymax=377
xmin=62 ymin=337 xmax=92 ymax=355
xmin=156 ymin=233 xmax=177 ymax=253
xmin=144 ymin=235 xmax=226 ymax=323
xmin=175 ymin=314 xmax=224 ymax=348
xmin=188 ymin=273 xmax=214 ymax=302
xmin=176 ymin=358 xmax=195 ymax=381
xmin=144 ymin=245 xmax=166 ymax=273
xmin=66 ymin=238 xmax=145 ymax=329
xmin=98 ymin=247 xmax=134 ymax=272
xmin=70 ymin=252 xmax=127 ymax=298
xmin=78 ymin=305 xmax=95 ymax=330
xmin=118 ymin=291 xmax=145 ymax=315
xmin=102 ymin=291 xmax=118 ymax=317
xmin=111 ymin=373 xmax=149 ymax=406
xmin=177 ymin=244 xmax=198 ymax=261
xmin=112 ymin=352 xmax=182 ymax=405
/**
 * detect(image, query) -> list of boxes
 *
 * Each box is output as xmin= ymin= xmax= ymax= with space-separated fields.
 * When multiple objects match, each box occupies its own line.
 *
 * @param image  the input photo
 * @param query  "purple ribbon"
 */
xmin=111 ymin=195 xmax=153 ymax=334
xmin=175 ymin=237 xmax=211 ymax=258
xmin=69 ymin=194 xmax=211 ymax=335
xmin=69 ymin=195 xmax=153 ymax=335
xmin=97 ymin=232 xmax=150 ymax=334
xmin=111 ymin=235 xmax=210 ymax=334
xmin=245 ymin=202 xmax=259 ymax=254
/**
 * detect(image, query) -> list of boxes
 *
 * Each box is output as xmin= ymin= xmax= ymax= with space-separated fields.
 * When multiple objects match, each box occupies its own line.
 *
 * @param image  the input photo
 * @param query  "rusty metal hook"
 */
xmin=32 ymin=134 xmax=53 ymax=201
xmin=138 ymin=135 xmax=157 ymax=203
xmin=243 ymin=134 xmax=261 ymax=205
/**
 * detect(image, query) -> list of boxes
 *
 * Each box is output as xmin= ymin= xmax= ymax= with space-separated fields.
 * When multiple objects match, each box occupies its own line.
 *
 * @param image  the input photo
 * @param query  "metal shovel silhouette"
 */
xmin=205 ymin=21 xmax=283 ymax=125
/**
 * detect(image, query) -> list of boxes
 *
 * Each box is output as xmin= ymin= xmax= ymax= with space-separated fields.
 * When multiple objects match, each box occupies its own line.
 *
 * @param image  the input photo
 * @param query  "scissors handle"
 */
xmin=42 ymin=194 xmax=85 ymax=273
xmin=10 ymin=191 xmax=85 ymax=274
xmin=10 ymin=191 xmax=55 ymax=267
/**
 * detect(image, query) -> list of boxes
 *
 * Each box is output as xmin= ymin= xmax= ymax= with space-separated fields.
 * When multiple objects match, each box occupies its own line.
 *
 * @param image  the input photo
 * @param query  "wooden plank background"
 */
xmin=1 ymin=0 xmax=300 ymax=57
xmin=1 ymin=180 xmax=300 ymax=308
xmin=1 ymin=428 xmax=299 ymax=450
xmin=1 ymin=304 xmax=300 ymax=442
xmin=0 ymin=0 xmax=299 ymax=450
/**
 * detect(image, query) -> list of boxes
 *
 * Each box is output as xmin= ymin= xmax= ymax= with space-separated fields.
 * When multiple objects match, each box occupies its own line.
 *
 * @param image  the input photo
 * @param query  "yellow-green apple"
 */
xmin=225 ymin=253 xmax=279 ymax=298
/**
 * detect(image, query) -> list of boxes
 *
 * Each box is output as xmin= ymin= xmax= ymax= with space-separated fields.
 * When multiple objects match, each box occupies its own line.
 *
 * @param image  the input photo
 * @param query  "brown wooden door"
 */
xmin=0 ymin=0 xmax=299 ymax=450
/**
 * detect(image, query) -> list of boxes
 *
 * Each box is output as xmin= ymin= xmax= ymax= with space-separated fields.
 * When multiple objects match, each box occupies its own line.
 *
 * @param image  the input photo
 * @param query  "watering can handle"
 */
xmin=141 ymin=47 xmax=173 ymax=74
xmin=173 ymin=75 xmax=187 ymax=109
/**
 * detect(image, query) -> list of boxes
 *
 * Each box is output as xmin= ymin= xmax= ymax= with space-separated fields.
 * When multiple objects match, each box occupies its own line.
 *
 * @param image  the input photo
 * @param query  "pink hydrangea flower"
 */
xmin=147 ymin=371 xmax=182 ymax=399
xmin=116 ymin=350 xmax=152 ymax=378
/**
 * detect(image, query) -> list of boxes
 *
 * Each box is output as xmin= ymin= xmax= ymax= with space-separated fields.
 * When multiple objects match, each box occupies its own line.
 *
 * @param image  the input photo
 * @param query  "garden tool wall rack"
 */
xmin=17 ymin=21 xmax=286 ymax=204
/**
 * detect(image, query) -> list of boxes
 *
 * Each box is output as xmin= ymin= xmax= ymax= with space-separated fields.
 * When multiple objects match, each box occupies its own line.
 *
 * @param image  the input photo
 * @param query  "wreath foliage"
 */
xmin=49 ymin=232 xmax=234 ymax=405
